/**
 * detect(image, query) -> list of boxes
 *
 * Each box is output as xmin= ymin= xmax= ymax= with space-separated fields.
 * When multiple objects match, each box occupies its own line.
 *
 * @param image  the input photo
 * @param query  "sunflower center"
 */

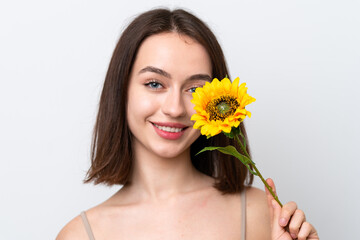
xmin=217 ymin=102 xmax=231 ymax=114
xmin=206 ymin=95 xmax=240 ymax=121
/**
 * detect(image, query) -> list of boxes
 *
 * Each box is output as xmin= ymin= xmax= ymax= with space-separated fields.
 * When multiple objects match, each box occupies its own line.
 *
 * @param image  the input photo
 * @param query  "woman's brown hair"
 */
xmin=84 ymin=8 xmax=253 ymax=193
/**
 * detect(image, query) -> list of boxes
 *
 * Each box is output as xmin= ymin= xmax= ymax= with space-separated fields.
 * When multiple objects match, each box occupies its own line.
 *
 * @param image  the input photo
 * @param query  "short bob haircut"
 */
xmin=85 ymin=8 xmax=253 ymax=194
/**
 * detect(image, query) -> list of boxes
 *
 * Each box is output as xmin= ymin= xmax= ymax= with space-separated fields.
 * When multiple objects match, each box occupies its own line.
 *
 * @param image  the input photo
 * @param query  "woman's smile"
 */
xmin=151 ymin=121 xmax=189 ymax=140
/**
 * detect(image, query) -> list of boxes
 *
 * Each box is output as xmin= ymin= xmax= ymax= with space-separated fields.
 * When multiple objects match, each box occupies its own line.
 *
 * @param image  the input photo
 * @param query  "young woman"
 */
xmin=57 ymin=8 xmax=319 ymax=240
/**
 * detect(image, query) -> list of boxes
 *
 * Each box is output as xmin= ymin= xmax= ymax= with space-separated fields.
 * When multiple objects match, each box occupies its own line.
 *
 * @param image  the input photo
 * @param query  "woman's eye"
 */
xmin=189 ymin=87 xmax=198 ymax=93
xmin=145 ymin=81 xmax=163 ymax=89
xmin=189 ymin=84 xmax=204 ymax=93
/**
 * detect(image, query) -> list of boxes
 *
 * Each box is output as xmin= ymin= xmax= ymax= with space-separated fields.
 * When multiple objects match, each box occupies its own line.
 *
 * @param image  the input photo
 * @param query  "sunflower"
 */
xmin=191 ymin=77 xmax=256 ymax=137
xmin=190 ymin=77 xmax=283 ymax=207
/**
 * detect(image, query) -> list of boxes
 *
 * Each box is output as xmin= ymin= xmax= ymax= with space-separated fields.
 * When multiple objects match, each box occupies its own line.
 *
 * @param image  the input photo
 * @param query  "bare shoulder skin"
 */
xmin=56 ymin=184 xmax=273 ymax=240
xmin=56 ymin=214 xmax=89 ymax=240
xmin=245 ymin=187 xmax=272 ymax=240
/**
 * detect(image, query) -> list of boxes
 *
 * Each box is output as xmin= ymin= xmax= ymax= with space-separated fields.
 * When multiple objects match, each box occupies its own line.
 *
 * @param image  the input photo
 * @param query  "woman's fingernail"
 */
xmin=279 ymin=218 xmax=287 ymax=226
xmin=291 ymin=233 xmax=297 ymax=239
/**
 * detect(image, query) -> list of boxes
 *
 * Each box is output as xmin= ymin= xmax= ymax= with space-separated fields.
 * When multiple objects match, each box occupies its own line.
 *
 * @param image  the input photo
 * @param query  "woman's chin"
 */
xmin=152 ymin=146 xmax=189 ymax=160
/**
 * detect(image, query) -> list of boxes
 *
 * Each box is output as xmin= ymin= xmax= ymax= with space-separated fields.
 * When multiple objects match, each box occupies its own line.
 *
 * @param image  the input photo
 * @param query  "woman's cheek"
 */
xmin=136 ymin=94 xmax=160 ymax=117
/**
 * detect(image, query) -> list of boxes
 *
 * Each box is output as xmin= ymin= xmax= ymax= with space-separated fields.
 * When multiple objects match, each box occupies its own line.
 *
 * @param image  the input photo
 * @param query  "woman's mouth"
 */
xmin=151 ymin=122 xmax=188 ymax=140
xmin=153 ymin=123 xmax=184 ymax=133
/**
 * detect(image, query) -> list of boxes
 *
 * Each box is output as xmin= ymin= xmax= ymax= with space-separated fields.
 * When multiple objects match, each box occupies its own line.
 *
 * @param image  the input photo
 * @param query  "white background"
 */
xmin=1 ymin=0 xmax=359 ymax=239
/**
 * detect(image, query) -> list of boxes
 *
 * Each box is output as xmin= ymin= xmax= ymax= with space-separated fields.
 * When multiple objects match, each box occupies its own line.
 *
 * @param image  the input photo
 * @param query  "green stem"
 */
xmin=251 ymin=164 xmax=282 ymax=207
xmin=235 ymin=135 xmax=283 ymax=207
xmin=235 ymin=135 xmax=251 ymax=159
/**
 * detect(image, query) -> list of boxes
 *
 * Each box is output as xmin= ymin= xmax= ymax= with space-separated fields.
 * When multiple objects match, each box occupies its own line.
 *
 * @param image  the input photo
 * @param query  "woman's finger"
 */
xmin=297 ymin=222 xmax=319 ymax=240
xmin=265 ymin=178 xmax=277 ymax=220
xmin=288 ymin=209 xmax=306 ymax=239
xmin=265 ymin=179 xmax=288 ymax=239
xmin=270 ymin=199 xmax=288 ymax=239
xmin=279 ymin=201 xmax=297 ymax=227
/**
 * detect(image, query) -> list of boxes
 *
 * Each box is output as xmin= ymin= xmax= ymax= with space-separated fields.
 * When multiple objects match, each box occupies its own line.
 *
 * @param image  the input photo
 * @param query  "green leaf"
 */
xmin=197 ymin=146 xmax=253 ymax=165
xmin=196 ymin=146 xmax=258 ymax=176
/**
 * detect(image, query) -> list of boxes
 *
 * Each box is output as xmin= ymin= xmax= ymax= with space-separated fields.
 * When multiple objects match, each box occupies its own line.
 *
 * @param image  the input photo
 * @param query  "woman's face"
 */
xmin=127 ymin=32 xmax=212 ymax=159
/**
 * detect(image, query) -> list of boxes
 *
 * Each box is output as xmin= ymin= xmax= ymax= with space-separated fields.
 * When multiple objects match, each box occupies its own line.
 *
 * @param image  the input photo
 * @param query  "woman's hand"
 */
xmin=265 ymin=178 xmax=319 ymax=240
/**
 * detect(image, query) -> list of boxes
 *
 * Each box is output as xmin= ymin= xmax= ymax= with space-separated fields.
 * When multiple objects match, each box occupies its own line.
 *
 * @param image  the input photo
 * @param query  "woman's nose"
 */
xmin=161 ymin=89 xmax=186 ymax=118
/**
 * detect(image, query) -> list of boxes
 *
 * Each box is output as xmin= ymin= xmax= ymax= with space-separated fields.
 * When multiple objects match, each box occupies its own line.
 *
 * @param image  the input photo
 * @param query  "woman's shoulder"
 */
xmin=56 ymin=196 xmax=129 ymax=240
xmin=224 ymin=185 xmax=269 ymax=208
xmin=56 ymin=213 xmax=89 ymax=240
xmin=211 ymin=186 xmax=271 ymax=239
xmin=245 ymin=186 xmax=268 ymax=205
xmin=244 ymin=186 xmax=272 ymax=239
xmin=244 ymin=186 xmax=271 ymax=220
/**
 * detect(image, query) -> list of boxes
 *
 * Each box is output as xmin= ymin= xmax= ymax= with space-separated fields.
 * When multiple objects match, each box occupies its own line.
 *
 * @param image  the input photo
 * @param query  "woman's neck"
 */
xmin=124 ymin=144 xmax=203 ymax=203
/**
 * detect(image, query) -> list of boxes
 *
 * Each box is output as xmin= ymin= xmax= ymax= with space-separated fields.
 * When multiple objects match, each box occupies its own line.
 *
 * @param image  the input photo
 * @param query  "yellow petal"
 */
xmin=221 ymin=77 xmax=232 ymax=94
xmin=231 ymin=77 xmax=240 ymax=96
xmin=193 ymin=120 xmax=206 ymax=129
xmin=246 ymin=110 xmax=252 ymax=118
xmin=191 ymin=113 xmax=206 ymax=121
xmin=219 ymin=123 xmax=232 ymax=133
xmin=237 ymin=83 xmax=247 ymax=100
xmin=209 ymin=125 xmax=222 ymax=136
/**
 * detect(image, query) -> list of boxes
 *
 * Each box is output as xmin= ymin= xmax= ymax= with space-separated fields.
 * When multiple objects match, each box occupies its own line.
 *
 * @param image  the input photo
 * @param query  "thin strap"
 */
xmin=241 ymin=188 xmax=246 ymax=240
xmin=80 ymin=211 xmax=96 ymax=240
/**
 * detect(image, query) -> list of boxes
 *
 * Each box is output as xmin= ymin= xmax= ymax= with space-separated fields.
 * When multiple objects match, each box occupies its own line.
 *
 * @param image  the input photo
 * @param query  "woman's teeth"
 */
xmin=154 ymin=124 xmax=183 ymax=133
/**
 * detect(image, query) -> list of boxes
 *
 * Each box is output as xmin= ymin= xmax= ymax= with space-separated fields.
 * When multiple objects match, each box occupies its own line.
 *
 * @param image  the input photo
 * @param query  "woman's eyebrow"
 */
xmin=186 ymin=74 xmax=212 ymax=82
xmin=138 ymin=65 xmax=211 ymax=82
xmin=138 ymin=66 xmax=171 ymax=78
